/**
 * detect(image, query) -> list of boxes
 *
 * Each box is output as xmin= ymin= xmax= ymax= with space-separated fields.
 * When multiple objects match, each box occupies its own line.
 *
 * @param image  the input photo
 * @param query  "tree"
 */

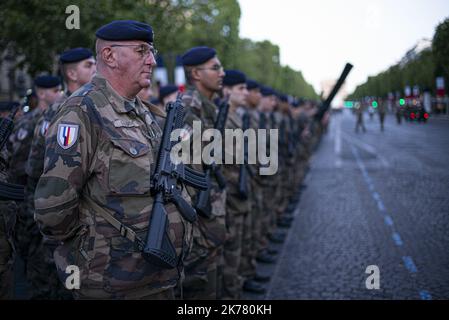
xmin=0 ymin=0 xmax=316 ymax=98
xmin=433 ymin=17 xmax=449 ymax=77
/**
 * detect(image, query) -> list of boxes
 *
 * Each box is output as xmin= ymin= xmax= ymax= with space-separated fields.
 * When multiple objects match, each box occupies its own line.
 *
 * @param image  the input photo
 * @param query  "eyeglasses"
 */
xmin=196 ymin=65 xmax=224 ymax=72
xmin=110 ymin=44 xmax=158 ymax=58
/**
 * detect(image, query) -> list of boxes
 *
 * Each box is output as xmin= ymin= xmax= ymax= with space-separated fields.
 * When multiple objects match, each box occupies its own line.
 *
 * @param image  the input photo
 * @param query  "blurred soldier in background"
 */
xmin=25 ymin=47 xmax=95 ymax=299
xmin=180 ymin=46 xmax=227 ymax=299
xmin=9 ymin=75 xmax=63 ymax=299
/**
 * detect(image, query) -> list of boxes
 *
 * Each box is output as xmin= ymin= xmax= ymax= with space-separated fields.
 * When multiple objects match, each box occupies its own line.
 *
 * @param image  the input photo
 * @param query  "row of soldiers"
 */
xmin=0 ymin=19 xmax=326 ymax=300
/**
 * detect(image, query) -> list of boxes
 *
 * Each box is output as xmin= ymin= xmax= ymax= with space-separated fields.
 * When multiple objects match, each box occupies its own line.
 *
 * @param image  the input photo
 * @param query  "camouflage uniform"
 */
xmin=221 ymin=109 xmax=251 ymax=299
xmin=258 ymin=111 xmax=277 ymax=244
xmin=279 ymin=112 xmax=295 ymax=212
xmin=268 ymin=111 xmax=282 ymax=234
xmin=0 ymin=147 xmax=17 ymax=299
xmin=34 ymin=74 xmax=193 ymax=299
xmin=25 ymin=96 xmax=72 ymax=299
xmin=180 ymin=87 xmax=227 ymax=300
xmin=237 ymin=108 xmax=259 ymax=280
xmin=8 ymin=107 xmax=45 ymax=297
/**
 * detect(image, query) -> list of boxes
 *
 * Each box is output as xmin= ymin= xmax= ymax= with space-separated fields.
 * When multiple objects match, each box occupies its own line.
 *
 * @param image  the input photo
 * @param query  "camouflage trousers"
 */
xmin=0 ymin=201 xmax=17 ymax=299
xmin=14 ymin=202 xmax=68 ymax=299
xmin=238 ymin=185 xmax=263 ymax=279
xmin=180 ymin=205 xmax=226 ymax=300
xmin=252 ymin=187 xmax=264 ymax=251
xmin=262 ymin=182 xmax=278 ymax=238
xmin=222 ymin=208 xmax=246 ymax=299
xmin=181 ymin=244 xmax=223 ymax=300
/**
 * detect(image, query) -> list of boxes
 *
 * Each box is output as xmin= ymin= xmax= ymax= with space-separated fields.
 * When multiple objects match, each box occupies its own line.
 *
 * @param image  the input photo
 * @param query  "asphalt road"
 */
xmin=249 ymin=111 xmax=449 ymax=300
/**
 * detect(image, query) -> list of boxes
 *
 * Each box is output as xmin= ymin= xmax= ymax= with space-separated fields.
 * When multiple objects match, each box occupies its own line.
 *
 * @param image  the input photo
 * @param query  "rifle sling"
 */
xmin=83 ymin=195 xmax=145 ymax=250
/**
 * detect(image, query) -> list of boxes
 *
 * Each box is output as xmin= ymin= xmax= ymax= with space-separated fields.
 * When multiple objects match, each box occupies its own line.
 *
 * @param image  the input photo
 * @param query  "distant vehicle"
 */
xmin=405 ymin=105 xmax=429 ymax=123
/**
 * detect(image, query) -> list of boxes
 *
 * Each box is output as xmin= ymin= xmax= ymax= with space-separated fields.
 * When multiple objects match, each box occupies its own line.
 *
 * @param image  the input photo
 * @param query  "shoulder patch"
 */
xmin=17 ymin=128 xmax=29 ymax=141
xmin=40 ymin=120 xmax=50 ymax=137
xmin=57 ymin=123 xmax=79 ymax=149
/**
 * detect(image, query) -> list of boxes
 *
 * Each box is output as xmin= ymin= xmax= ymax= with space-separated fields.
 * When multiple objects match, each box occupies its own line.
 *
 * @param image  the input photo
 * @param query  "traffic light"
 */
xmin=372 ymin=101 xmax=378 ymax=108
xmin=399 ymin=98 xmax=405 ymax=106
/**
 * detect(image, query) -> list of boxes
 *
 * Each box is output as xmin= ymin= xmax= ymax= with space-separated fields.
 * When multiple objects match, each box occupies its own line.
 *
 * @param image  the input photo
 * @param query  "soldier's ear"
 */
xmin=66 ymin=67 xmax=78 ymax=82
xmin=190 ymin=67 xmax=202 ymax=82
xmin=101 ymin=47 xmax=117 ymax=68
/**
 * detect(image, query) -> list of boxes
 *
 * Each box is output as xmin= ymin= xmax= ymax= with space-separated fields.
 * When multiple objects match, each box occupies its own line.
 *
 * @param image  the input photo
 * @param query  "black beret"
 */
xmin=96 ymin=20 xmax=154 ymax=43
xmin=0 ymin=101 xmax=20 ymax=112
xmin=159 ymin=85 xmax=178 ymax=102
xmin=246 ymin=79 xmax=260 ymax=90
xmin=181 ymin=46 xmax=216 ymax=66
xmin=60 ymin=47 xmax=93 ymax=64
xmin=223 ymin=70 xmax=246 ymax=86
xmin=278 ymin=94 xmax=289 ymax=103
xmin=34 ymin=75 xmax=61 ymax=89
xmin=260 ymin=86 xmax=275 ymax=97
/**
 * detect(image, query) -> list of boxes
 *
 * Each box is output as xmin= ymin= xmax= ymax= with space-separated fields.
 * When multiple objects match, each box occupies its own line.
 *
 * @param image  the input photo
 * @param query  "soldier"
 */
xmin=159 ymin=85 xmax=179 ymax=106
xmin=354 ymin=101 xmax=366 ymax=133
xmin=239 ymin=79 xmax=271 ymax=293
xmin=25 ymin=47 xmax=96 ymax=299
xmin=219 ymin=69 xmax=252 ymax=299
xmin=34 ymin=20 xmax=193 ymax=299
xmin=255 ymin=86 xmax=281 ymax=264
xmin=276 ymin=94 xmax=295 ymax=228
xmin=179 ymin=46 xmax=227 ymax=299
xmin=9 ymin=75 xmax=62 ymax=298
xmin=378 ymin=98 xmax=386 ymax=131
xmin=0 ymin=101 xmax=19 ymax=299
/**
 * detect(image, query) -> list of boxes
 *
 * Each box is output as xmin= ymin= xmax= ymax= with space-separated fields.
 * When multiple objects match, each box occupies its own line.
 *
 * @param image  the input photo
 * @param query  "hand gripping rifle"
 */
xmin=0 ymin=104 xmax=25 ymax=201
xmin=142 ymin=95 xmax=208 ymax=268
xmin=194 ymin=99 xmax=229 ymax=218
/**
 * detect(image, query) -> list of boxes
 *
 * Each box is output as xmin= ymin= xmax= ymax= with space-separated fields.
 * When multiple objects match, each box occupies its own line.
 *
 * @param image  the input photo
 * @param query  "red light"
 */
xmin=424 ymin=113 xmax=429 ymax=119
xmin=410 ymin=112 xmax=415 ymax=119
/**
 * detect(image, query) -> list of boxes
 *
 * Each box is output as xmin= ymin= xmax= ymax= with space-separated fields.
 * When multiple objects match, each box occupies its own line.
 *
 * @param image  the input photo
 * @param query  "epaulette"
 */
xmin=71 ymin=83 xmax=95 ymax=97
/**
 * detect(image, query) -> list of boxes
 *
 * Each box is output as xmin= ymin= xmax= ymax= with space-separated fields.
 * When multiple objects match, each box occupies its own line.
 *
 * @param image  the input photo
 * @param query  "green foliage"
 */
xmin=0 ymin=0 xmax=317 ymax=98
xmin=433 ymin=17 xmax=449 ymax=77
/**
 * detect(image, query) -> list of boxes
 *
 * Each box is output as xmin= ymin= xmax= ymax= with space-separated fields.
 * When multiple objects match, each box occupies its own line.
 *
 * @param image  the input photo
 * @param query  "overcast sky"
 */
xmin=238 ymin=0 xmax=449 ymax=95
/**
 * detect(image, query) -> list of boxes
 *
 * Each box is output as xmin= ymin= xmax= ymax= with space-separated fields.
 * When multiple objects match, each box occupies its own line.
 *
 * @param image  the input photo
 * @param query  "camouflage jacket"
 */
xmin=0 ymin=146 xmax=17 ymax=277
xmin=25 ymin=94 xmax=68 ymax=212
xmin=181 ymin=87 xmax=226 ymax=248
xmin=222 ymin=109 xmax=251 ymax=215
xmin=9 ymin=107 xmax=43 ymax=185
xmin=34 ymin=74 xmax=193 ymax=298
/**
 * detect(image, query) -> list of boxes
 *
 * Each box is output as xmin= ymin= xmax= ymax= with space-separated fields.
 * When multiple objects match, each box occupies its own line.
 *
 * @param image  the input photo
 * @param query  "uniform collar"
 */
xmin=93 ymin=73 xmax=136 ymax=114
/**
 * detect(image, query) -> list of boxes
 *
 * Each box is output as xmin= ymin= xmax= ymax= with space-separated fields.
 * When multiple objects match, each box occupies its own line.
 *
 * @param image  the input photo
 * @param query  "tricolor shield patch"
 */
xmin=40 ymin=120 xmax=50 ymax=137
xmin=57 ymin=123 xmax=79 ymax=149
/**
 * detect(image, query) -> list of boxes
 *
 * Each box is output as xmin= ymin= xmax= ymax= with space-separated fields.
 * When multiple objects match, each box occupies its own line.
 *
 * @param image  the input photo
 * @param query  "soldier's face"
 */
xmin=38 ymin=86 xmax=63 ymax=106
xmin=226 ymin=83 xmax=248 ymax=107
xmin=162 ymin=92 xmax=178 ymax=106
xmin=75 ymin=57 xmax=96 ymax=86
xmin=259 ymin=96 xmax=270 ymax=112
xmin=114 ymin=41 xmax=157 ymax=89
xmin=195 ymin=57 xmax=225 ymax=92
xmin=247 ymin=88 xmax=261 ymax=107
